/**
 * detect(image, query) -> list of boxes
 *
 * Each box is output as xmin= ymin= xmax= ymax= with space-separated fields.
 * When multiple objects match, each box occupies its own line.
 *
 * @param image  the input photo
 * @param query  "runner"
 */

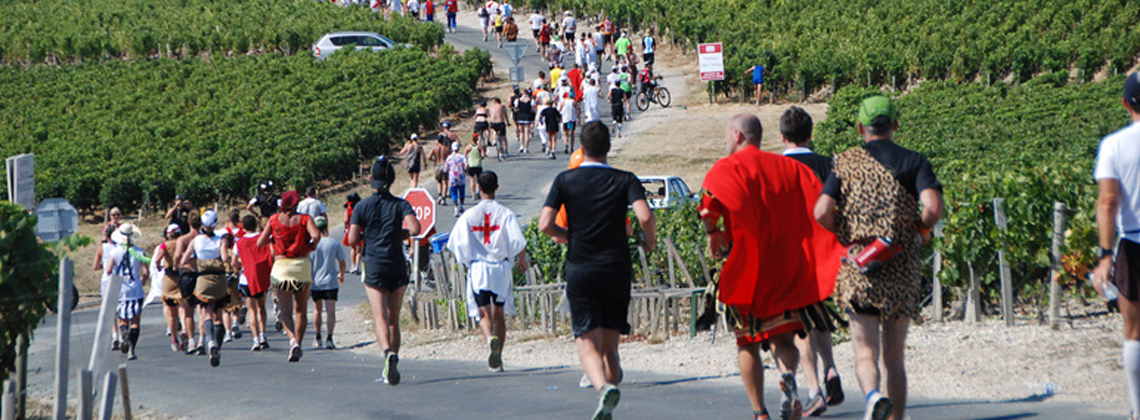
xmin=608 ymin=80 xmax=624 ymax=138
xmin=474 ymin=101 xmax=490 ymax=146
xmin=221 ymin=209 xmax=246 ymax=344
xmin=589 ymin=32 xmax=602 ymax=69
xmin=814 ymin=96 xmax=944 ymax=420
xmin=488 ymin=97 xmax=510 ymax=157
xmin=465 ymin=134 xmax=486 ymax=195
xmin=344 ymin=193 xmax=363 ymax=274
xmin=233 ymin=214 xmax=273 ymax=350
xmin=152 ymin=224 xmax=185 ymax=352
xmin=701 ymin=114 xmax=844 ymax=420
xmin=582 ymin=78 xmax=601 ymax=123
xmin=530 ymin=10 xmax=545 ymax=52
xmin=1092 ymin=72 xmax=1140 ymax=420
xmin=445 ymin=0 xmax=458 ymax=33
xmin=179 ymin=210 xmax=234 ymax=367
xmin=310 ymin=216 xmax=347 ymax=350
xmin=104 ymin=207 xmax=123 ymax=233
xmin=614 ymin=32 xmax=631 ymax=65
xmin=540 ymin=96 xmax=562 ymax=159
xmin=538 ymin=21 xmax=552 ymax=56
xmin=745 ymin=65 xmax=768 ymax=106
xmin=560 ymin=11 xmax=576 ymax=44
xmin=257 ymin=191 xmax=322 ymax=363
xmin=559 ymin=90 xmax=578 ymax=153
xmin=173 ymin=213 xmax=202 ymax=355
xmin=298 ymin=187 xmax=327 ymax=219
xmin=492 ymin=8 xmax=505 ymax=47
xmin=513 ymin=88 xmax=536 ymax=153
xmin=407 ymin=0 xmax=420 ymax=20
xmin=445 ymin=142 xmax=470 ymax=216
xmin=641 ymin=29 xmax=656 ymax=65
xmin=478 ymin=4 xmax=490 ymax=41
xmin=398 ymin=134 xmax=425 ymax=188
xmin=249 ymin=182 xmax=280 ymax=222
xmin=107 ymin=223 xmax=151 ymax=361
xmin=779 ymin=106 xmax=846 ymax=416
xmin=447 ymin=171 xmax=527 ymax=372
xmin=539 ymin=121 xmax=656 ymax=420
xmin=599 ymin=17 xmax=615 ymax=61
xmin=94 ymin=224 xmax=123 ymax=350
xmin=347 ymin=157 xmax=421 ymax=385
xmin=618 ymin=65 xmax=633 ymax=118
xmin=431 ymin=123 xmax=457 ymax=205
xmin=424 ymin=0 xmax=434 ymax=22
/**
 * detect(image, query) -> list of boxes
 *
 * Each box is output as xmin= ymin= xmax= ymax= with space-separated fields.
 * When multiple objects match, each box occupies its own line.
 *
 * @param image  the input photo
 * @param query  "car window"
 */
xmin=640 ymin=179 xmax=666 ymax=200
xmin=329 ymin=36 xmax=360 ymax=46
xmin=358 ymin=36 xmax=388 ymax=47
xmin=672 ymin=179 xmax=690 ymax=197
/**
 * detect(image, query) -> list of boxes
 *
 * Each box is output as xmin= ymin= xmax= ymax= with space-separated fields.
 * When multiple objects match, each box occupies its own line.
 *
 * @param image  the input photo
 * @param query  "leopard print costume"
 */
xmin=833 ymin=147 xmax=922 ymax=320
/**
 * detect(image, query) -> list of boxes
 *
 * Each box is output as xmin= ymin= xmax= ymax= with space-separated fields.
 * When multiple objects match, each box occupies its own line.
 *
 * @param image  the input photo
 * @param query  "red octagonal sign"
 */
xmin=401 ymin=188 xmax=435 ymax=239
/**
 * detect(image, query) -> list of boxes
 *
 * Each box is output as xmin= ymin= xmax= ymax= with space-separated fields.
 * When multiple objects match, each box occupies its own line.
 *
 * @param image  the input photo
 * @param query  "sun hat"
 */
xmin=1125 ymin=72 xmax=1140 ymax=108
xmin=857 ymin=96 xmax=897 ymax=126
xmin=111 ymin=223 xmax=142 ymax=245
xmin=280 ymin=191 xmax=300 ymax=212
xmin=165 ymin=224 xmax=182 ymax=236
xmin=201 ymin=209 xmax=219 ymax=228
xmin=314 ymin=216 xmax=328 ymax=230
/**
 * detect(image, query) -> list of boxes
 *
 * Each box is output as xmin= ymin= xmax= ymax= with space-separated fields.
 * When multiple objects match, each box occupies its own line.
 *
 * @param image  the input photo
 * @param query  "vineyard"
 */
xmin=0 ymin=47 xmax=492 ymax=209
xmin=0 ymin=0 xmax=444 ymax=63
xmin=537 ymin=0 xmax=1140 ymax=98
xmin=813 ymin=77 xmax=1129 ymax=302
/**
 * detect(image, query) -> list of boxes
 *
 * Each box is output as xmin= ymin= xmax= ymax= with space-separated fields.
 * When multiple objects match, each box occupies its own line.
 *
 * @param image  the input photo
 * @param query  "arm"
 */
xmin=631 ymin=199 xmax=656 ymax=254
xmin=347 ymin=224 xmax=363 ymax=246
xmin=1095 ymin=179 xmax=1122 ymax=293
xmin=105 ymin=250 xmax=114 ymax=276
xmin=814 ymin=194 xmax=838 ymax=234
xmin=538 ymin=206 xmax=567 ymax=243
xmin=93 ymin=246 xmax=103 ymax=271
xmin=305 ymin=218 xmax=321 ymax=243
xmin=403 ymin=213 xmax=422 ymax=237
xmin=164 ymin=201 xmax=180 ymax=220
xmin=179 ymin=241 xmax=195 ymax=268
xmin=256 ymin=222 xmax=272 ymax=248
xmin=919 ymin=188 xmax=944 ymax=229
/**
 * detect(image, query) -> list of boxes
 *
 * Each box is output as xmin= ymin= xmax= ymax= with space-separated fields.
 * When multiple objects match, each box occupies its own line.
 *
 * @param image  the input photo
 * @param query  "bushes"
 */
xmin=0 ymin=203 xmax=58 ymax=381
xmin=0 ymin=47 xmax=491 ymax=209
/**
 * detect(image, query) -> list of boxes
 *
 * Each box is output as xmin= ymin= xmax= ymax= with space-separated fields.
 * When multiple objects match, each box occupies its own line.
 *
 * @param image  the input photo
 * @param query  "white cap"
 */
xmin=410 ymin=133 xmax=419 ymax=140
xmin=201 ymin=209 xmax=218 ymax=228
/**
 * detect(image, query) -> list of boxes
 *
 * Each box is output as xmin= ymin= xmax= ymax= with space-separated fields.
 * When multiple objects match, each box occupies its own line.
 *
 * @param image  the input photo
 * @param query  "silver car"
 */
xmin=312 ymin=31 xmax=398 ymax=60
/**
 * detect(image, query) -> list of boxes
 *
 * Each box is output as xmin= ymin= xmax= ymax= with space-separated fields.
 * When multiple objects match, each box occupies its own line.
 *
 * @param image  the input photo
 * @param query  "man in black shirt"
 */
xmin=348 ymin=157 xmax=420 ymax=386
xmin=539 ymin=121 xmax=656 ymax=420
xmin=814 ymin=96 xmax=943 ymax=420
xmin=165 ymin=195 xmax=194 ymax=235
xmin=779 ymin=106 xmax=844 ymax=416
xmin=249 ymin=182 xmax=280 ymax=220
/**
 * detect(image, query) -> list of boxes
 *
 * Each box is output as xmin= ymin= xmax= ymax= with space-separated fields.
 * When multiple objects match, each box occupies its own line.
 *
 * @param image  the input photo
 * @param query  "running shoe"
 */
xmin=275 ymin=320 xmax=283 ymax=332
xmin=127 ymin=348 xmax=137 ymax=361
xmin=863 ymin=391 xmax=892 ymax=420
xmin=260 ymin=340 xmax=271 ymax=350
xmin=171 ymin=338 xmax=180 ymax=353
xmin=251 ymin=340 xmax=262 ymax=351
xmin=289 ymin=344 xmax=303 ymax=362
xmin=383 ymin=351 xmax=400 ymax=385
xmin=803 ymin=394 xmax=826 ymax=417
xmin=196 ymin=344 xmax=206 ymax=356
xmin=326 ymin=337 xmax=336 ymax=350
xmin=232 ymin=325 xmax=243 ymax=340
xmin=184 ymin=339 xmax=197 ymax=355
xmin=488 ymin=337 xmax=503 ymax=371
xmin=778 ymin=373 xmax=803 ymax=420
xmin=223 ymin=333 xmax=233 ymax=344
xmin=579 ymin=374 xmax=593 ymax=389
xmin=315 ymin=335 xmax=323 ymax=349
xmin=120 ymin=339 xmax=130 ymax=355
xmin=112 ymin=340 xmax=120 ymax=351
xmin=825 ymin=370 xmax=844 ymax=406
xmin=209 ymin=344 xmax=220 ymax=367
xmin=179 ymin=333 xmax=188 ymax=352
xmin=591 ymin=384 xmax=620 ymax=420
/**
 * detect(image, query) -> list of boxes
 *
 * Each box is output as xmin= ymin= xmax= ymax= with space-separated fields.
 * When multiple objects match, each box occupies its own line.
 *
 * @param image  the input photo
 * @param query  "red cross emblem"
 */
xmin=471 ymin=213 xmax=501 ymax=244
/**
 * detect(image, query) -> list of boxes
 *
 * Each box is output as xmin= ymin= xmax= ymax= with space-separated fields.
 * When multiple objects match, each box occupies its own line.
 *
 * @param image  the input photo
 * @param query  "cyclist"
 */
xmin=488 ymin=98 xmax=510 ymax=157
xmin=640 ymin=63 xmax=658 ymax=96
xmin=473 ymin=101 xmax=490 ymax=146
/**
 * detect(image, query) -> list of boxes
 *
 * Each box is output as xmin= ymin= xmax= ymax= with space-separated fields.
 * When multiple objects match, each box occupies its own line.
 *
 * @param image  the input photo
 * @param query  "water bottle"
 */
xmin=1087 ymin=273 xmax=1120 ymax=302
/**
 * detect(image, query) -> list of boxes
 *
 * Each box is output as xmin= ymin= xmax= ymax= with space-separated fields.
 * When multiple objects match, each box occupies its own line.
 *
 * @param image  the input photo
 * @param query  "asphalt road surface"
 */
xmin=20 ymin=11 xmax=1130 ymax=420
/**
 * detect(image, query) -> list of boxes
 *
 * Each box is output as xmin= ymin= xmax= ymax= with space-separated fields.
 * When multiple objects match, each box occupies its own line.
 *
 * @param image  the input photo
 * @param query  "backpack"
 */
xmin=478 ymin=6 xmax=488 ymax=17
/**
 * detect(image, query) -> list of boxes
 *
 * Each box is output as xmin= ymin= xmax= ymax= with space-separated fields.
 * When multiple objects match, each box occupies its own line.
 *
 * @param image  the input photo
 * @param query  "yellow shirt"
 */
xmin=550 ymin=68 xmax=562 ymax=87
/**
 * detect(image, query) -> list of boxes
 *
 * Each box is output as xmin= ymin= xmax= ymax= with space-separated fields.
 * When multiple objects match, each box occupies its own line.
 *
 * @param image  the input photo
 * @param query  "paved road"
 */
xmin=19 ymin=11 xmax=1131 ymax=420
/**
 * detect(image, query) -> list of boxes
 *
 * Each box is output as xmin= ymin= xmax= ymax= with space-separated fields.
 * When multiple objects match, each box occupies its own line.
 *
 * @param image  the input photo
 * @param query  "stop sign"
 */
xmin=401 ymin=188 xmax=435 ymax=239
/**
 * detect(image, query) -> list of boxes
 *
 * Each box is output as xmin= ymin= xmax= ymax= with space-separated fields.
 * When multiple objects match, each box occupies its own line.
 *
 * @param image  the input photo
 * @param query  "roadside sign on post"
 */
xmin=401 ymin=188 xmax=435 ymax=239
xmin=509 ymin=66 xmax=527 ymax=83
xmin=6 ymin=153 xmax=35 ymax=209
xmin=698 ymin=43 xmax=725 ymax=81
xmin=504 ymin=41 xmax=527 ymax=64
xmin=35 ymin=198 xmax=79 ymax=242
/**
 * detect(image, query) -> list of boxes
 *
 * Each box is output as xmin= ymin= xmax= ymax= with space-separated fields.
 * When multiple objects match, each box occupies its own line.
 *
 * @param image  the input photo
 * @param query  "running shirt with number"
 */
xmin=110 ymin=245 xmax=147 ymax=300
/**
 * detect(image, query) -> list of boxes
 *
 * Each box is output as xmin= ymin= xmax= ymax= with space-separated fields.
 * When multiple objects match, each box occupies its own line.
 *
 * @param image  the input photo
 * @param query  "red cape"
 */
xmin=702 ymin=146 xmax=843 ymax=318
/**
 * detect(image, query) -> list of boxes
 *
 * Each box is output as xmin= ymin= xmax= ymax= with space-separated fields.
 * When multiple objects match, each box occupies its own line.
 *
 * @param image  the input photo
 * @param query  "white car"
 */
xmin=312 ymin=31 xmax=398 ymax=60
xmin=639 ymin=176 xmax=696 ymax=210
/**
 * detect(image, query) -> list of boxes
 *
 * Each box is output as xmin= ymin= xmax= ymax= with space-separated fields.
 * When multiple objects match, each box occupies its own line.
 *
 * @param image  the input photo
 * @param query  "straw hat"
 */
xmin=111 ymin=223 xmax=142 ymax=244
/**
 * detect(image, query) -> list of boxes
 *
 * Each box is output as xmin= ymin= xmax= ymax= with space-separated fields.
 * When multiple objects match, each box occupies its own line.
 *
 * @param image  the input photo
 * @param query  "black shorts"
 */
xmin=1116 ymin=239 xmax=1140 ymax=301
xmin=407 ymin=160 xmax=421 ymax=174
xmin=566 ymin=264 xmax=632 ymax=337
xmin=495 ymin=25 xmax=504 ymax=33
xmin=473 ymin=290 xmax=506 ymax=307
xmin=623 ymin=90 xmax=632 ymax=100
xmin=179 ymin=270 xmax=198 ymax=304
xmin=467 ymin=166 xmax=483 ymax=177
xmin=643 ymin=52 xmax=654 ymax=64
xmin=532 ymin=29 xmax=540 ymax=38
xmin=239 ymin=285 xmax=265 ymax=299
xmin=435 ymin=167 xmax=447 ymax=182
xmin=564 ymin=31 xmax=575 ymax=41
xmin=163 ymin=298 xmax=179 ymax=307
xmin=362 ymin=260 xmax=410 ymax=292
xmin=611 ymin=105 xmax=625 ymax=122
xmin=200 ymin=296 xmax=229 ymax=312
xmin=311 ymin=289 xmax=339 ymax=302
xmin=490 ymin=122 xmax=507 ymax=136
xmin=603 ymin=34 xmax=614 ymax=44
xmin=474 ymin=121 xmax=489 ymax=132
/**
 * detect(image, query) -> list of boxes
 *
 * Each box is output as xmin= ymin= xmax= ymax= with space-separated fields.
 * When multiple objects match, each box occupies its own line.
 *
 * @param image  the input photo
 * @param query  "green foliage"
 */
xmin=0 ymin=0 xmax=444 ymax=63
xmin=0 ymin=48 xmax=491 ymax=209
xmin=521 ymin=220 xmax=566 ymax=284
xmin=814 ymin=79 xmax=1128 ymax=302
xmin=0 ymin=203 xmax=58 ymax=381
xmin=542 ymin=0 xmax=1140 ymax=97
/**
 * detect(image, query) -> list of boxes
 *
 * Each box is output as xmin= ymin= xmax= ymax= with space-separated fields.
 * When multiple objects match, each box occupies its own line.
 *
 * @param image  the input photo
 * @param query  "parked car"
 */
xmin=638 ymin=176 xmax=697 ymax=209
xmin=312 ymin=31 xmax=399 ymax=60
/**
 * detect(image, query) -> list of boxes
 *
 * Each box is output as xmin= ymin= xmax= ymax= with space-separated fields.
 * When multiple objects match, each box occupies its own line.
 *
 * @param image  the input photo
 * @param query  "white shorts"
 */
xmin=480 ymin=17 xmax=489 ymax=29
xmin=538 ymin=129 xmax=550 ymax=144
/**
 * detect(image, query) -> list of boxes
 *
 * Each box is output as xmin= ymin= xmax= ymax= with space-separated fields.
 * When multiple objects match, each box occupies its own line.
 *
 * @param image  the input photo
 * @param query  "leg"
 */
xmin=576 ymin=328 xmax=609 ymax=389
xmin=738 ymin=342 xmax=767 ymax=414
xmin=491 ymin=304 xmax=507 ymax=344
xmin=366 ymin=285 xmax=405 ymax=353
xmin=477 ymin=305 xmax=494 ymax=340
xmin=293 ymin=286 xmax=310 ymax=345
xmin=248 ymin=296 xmax=263 ymax=339
xmin=180 ymin=300 xmax=197 ymax=344
xmin=278 ymin=288 xmax=297 ymax=343
xmin=385 ymin=286 xmax=406 ymax=353
xmin=881 ymin=317 xmax=909 ymax=420
xmin=849 ymin=313 xmax=882 ymax=396
xmin=313 ymin=298 xmax=323 ymax=340
xmin=599 ymin=328 xmax=621 ymax=385
xmin=1122 ymin=297 xmax=1140 ymax=418
xmin=796 ymin=332 xmax=821 ymax=396
xmin=326 ymin=300 xmax=337 ymax=338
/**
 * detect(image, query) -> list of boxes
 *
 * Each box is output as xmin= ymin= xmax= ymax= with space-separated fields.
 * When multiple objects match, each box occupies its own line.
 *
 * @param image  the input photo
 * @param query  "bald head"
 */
xmin=728 ymin=114 xmax=763 ymax=145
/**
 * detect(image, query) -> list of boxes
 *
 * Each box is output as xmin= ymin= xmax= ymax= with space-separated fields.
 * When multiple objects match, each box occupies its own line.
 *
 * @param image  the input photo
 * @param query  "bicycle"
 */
xmin=635 ymin=79 xmax=671 ymax=112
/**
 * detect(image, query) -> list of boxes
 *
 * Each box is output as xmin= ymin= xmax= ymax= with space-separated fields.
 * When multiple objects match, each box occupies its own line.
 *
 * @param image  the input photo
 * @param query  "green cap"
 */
xmin=314 ymin=216 xmax=328 ymax=230
xmin=858 ymin=96 xmax=897 ymax=126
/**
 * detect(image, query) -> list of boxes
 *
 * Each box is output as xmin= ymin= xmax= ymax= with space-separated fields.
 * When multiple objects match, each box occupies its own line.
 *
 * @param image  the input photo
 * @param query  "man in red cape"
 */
xmin=700 ymin=114 xmax=843 ymax=420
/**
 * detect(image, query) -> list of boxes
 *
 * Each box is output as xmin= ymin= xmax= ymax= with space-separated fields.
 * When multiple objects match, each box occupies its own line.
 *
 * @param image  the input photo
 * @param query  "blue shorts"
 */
xmin=563 ymin=122 xmax=575 ymax=131
xmin=450 ymin=185 xmax=466 ymax=203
